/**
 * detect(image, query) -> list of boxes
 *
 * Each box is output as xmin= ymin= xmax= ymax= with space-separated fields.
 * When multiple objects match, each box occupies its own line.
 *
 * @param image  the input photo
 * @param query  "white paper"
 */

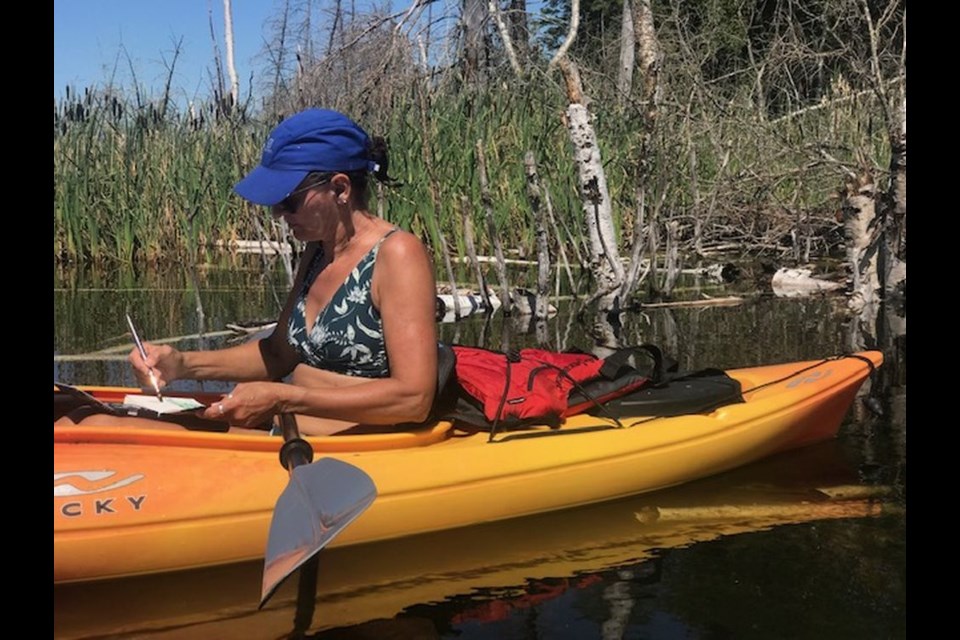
xmin=123 ymin=394 xmax=206 ymax=414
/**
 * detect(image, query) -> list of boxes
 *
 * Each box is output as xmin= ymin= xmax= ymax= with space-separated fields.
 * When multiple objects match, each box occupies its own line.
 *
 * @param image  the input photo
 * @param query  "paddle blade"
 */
xmin=260 ymin=457 xmax=377 ymax=608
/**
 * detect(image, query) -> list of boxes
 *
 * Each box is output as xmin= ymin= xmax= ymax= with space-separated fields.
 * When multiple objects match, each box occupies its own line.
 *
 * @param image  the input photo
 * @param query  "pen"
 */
xmin=125 ymin=313 xmax=164 ymax=402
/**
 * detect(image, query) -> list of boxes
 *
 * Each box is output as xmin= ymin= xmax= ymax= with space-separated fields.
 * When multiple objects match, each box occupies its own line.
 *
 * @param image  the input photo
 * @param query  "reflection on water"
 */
xmin=53 ymin=442 xmax=904 ymax=639
xmin=53 ymin=262 xmax=906 ymax=639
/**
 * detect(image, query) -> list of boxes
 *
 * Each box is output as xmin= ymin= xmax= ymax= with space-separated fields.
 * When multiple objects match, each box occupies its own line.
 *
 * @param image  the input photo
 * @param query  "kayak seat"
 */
xmin=437 ymin=341 xmax=456 ymax=397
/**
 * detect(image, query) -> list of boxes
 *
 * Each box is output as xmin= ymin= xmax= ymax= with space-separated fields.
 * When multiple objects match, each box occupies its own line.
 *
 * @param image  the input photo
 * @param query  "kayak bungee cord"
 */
xmin=620 ymin=354 xmax=875 ymax=429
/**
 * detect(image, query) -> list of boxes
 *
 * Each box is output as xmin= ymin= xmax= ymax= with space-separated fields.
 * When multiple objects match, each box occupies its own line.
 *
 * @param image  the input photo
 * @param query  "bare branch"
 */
xmin=488 ymin=0 xmax=524 ymax=77
xmin=548 ymin=0 xmax=580 ymax=72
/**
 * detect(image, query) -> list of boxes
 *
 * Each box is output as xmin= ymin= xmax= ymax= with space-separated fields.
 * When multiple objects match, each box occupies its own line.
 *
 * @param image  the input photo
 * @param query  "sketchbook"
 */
xmin=122 ymin=394 xmax=206 ymax=414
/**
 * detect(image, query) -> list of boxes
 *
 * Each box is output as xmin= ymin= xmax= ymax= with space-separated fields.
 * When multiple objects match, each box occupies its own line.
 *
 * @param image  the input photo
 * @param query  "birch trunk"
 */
xmin=548 ymin=0 xmax=580 ymax=72
xmin=883 ymin=94 xmax=906 ymax=297
xmin=634 ymin=0 xmax=661 ymax=123
xmin=488 ymin=0 xmax=523 ymax=77
xmin=842 ymin=173 xmax=881 ymax=315
xmin=524 ymin=152 xmax=551 ymax=321
xmin=662 ymin=220 xmax=680 ymax=295
xmin=620 ymin=0 xmax=662 ymax=302
xmin=616 ymin=0 xmax=635 ymax=109
xmin=861 ymin=0 xmax=906 ymax=298
xmin=222 ymin=0 xmax=239 ymax=107
xmin=558 ymin=57 xmax=624 ymax=312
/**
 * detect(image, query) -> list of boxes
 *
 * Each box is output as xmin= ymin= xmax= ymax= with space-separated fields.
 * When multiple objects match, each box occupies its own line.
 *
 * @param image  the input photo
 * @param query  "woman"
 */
xmin=64 ymin=108 xmax=438 ymax=436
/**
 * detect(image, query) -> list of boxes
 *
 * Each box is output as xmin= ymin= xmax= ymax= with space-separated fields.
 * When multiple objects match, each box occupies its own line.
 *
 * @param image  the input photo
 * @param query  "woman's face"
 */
xmin=271 ymin=175 xmax=338 ymax=240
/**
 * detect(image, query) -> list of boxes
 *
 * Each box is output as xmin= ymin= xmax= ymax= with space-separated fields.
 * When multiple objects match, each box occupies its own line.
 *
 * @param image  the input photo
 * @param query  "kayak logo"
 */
xmin=54 ymin=471 xmax=147 ymax=518
xmin=54 ymin=471 xmax=144 ymax=497
xmin=786 ymin=369 xmax=833 ymax=388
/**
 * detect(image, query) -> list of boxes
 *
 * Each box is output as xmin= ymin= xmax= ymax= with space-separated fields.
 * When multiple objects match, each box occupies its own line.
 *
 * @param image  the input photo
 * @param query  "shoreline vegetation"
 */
xmin=54 ymin=1 xmax=905 ymax=313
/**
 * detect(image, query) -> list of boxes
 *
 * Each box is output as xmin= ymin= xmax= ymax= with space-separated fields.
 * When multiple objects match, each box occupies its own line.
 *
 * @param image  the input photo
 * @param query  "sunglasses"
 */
xmin=275 ymin=174 xmax=334 ymax=214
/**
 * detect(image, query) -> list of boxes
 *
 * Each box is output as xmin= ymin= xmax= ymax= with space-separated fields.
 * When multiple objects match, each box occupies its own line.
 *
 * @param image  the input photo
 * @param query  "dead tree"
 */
xmin=459 ymin=195 xmax=492 ymax=312
xmin=524 ymin=151 xmax=551 ymax=321
xmin=860 ymin=0 xmax=906 ymax=297
xmin=616 ymin=0 xmax=636 ymax=109
xmin=842 ymin=173 xmax=881 ymax=314
xmin=462 ymin=0 xmax=487 ymax=84
xmin=476 ymin=140 xmax=513 ymax=315
xmin=558 ymin=57 xmax=624 ymax=313
xmin=222 ymin=0 xmax=239 ymax=107
xmin=620 ymin=0 xmax=662 ymax=303
xmin=488 ymin=0 xmax=523 ymax=77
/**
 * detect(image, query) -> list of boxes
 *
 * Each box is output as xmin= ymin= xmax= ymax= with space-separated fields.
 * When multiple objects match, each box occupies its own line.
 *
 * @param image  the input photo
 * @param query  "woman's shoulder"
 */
xmin=377 ymin=227 xmax=429 ymax=259
xmin=373 ymin=227 xmax=434 ymax=284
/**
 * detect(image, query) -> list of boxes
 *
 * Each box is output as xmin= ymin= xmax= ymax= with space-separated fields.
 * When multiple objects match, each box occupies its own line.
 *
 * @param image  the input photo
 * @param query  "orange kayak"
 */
xmin=53 ymin=351 xmax=882 ymax=584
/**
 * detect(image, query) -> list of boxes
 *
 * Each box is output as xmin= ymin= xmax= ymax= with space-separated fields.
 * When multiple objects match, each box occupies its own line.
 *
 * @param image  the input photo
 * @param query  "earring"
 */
xmin=338 ymin=197 xmax=347 ymax=205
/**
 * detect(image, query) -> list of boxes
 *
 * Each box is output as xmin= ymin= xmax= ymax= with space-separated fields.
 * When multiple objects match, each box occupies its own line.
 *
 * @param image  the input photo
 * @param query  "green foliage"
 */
xmin=54 ymin=87 xmax=267 ymax=264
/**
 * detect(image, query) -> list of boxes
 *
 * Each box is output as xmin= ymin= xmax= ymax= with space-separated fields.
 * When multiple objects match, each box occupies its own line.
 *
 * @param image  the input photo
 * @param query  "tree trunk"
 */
xmin=541 ymin=174 xmax=579 ymax=297
xmin=842 ymin=173 xmax=881 ymax=314
xmin=548 ymin=0 xmax=580 ymax=72
xmin=476 ymin=140 xmax=513 ymax=315
xmin=860 ymin=0 xmax=906 ymax=299
xmin=506 ymin=0 xmax=529 ymax=63
xmin=524 ymin=152 xmax=551 ymax=321
xmin=616 ymin=0 xmax=636 ymax=109
xmin=883 ymin=94 xmax=906 ymax=297
xmin=222 ymin=0 xmax=239 ymax=107
xmin=634 ymin=0 xmax=661 ymax=123
xmin=662 ymin=219 xmax=680 ymax=296
xmin=558 ymin=57 xmax=624 ymax=312
xmin=462 ymin=0 xmax=486 ymax=84
xmin=620 ymin=0 xmax=662 ymax=302
xmin=459 ymin=195 xmax=492 ymax=313
xmin=488 ymin=0 xmax=523 ymax=77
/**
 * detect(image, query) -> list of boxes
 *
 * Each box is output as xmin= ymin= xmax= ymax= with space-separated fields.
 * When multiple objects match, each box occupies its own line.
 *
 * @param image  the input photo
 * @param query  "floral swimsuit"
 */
xmin=287 ymin=228 xmax=399 ymax=377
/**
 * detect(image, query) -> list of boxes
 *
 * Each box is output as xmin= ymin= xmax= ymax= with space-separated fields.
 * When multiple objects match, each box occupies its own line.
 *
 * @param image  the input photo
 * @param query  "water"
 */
xmin=53 ymin=259 xmax=906 ymax=639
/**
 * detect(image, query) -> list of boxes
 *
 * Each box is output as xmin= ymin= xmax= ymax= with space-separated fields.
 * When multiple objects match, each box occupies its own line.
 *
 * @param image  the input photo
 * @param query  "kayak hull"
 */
xmin=54 ymin=351 xmax=881 ymax=584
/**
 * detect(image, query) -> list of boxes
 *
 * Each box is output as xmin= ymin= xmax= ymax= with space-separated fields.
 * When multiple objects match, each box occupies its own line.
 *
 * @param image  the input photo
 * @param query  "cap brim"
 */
xmin=233 ymin=166 xmax=309 ymax=206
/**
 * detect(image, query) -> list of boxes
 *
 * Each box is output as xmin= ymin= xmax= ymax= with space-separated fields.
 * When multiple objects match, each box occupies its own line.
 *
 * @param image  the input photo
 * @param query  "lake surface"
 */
xmin=53 ymin=259 xmax=906 ymax=639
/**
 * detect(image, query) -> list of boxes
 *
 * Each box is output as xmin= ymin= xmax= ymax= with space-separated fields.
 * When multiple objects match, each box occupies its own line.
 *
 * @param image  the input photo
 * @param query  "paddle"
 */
xmin=260 ymin=413 xmax=377 ymax=609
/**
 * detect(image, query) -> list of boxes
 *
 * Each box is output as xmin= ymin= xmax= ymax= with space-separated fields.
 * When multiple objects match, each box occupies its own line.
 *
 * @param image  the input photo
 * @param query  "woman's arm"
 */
xmin=208 ymin=231 xmax=439 ymax=429
xmin=130 ymin=244 xmax=320 ymax=388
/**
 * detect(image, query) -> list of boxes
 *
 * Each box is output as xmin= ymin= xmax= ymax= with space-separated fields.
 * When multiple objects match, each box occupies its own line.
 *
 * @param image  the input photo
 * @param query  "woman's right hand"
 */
xmin=128 ymin=342 xmax=184 ymax=390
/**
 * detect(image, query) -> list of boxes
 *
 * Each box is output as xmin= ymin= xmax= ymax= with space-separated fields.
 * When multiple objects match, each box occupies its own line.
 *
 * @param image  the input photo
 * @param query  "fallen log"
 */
xmin=215 ymin=239 xmax=293 ymax=255
xmin=637 ymin=296 xmax=744 ymax=309
xmin=435 ymin=291 xmax=502 ymax=322
xmin=771 ymin=267 xmax=844 ymax=297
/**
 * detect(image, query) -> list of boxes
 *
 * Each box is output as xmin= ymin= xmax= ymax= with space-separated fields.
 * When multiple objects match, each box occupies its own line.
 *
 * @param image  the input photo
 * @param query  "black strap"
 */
xmin=54 ymin=383 xmax=231 ymax=432
xmin=488 ymin=350 xmax=518 ymax=442
xmin=599 ymin=344 xmax=677 ymax=384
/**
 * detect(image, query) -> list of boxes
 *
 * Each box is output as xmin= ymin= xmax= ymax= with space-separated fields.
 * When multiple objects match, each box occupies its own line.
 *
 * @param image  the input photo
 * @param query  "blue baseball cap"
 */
xmin=234 ymin=109 xmax=376 ymax=206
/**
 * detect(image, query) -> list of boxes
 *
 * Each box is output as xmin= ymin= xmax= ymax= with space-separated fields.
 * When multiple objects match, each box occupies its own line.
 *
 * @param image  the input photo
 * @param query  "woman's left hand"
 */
xmin=203 ymin=382 xmax=286 ymax=427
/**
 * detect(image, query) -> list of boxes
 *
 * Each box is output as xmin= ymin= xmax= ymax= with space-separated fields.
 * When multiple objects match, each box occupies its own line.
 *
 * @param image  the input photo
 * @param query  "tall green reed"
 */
xmin=54 ymin=74 xmax=890 ymax=268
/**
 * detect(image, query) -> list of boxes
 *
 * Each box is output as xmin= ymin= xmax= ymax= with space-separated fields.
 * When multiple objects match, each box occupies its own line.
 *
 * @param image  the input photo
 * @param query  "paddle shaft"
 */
xmin=279 ymin=413 xmax=313 ymax=471
xmin=276 ymin=412 xmax=322 ymax=631
xmin=261 ymin=414 xmax=377 ymax=610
